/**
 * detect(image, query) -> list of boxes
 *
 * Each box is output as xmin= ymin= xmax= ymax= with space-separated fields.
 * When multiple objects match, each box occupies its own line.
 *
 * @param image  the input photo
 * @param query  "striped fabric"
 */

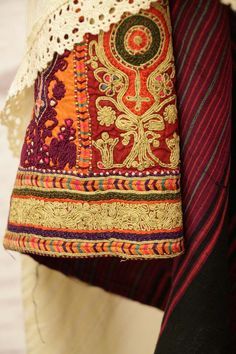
xmin=228 ymin=7 xmax=236 ymax=351
xmin=155 ymin=0 xmax=233 ymax=352
xmin=26 ymin=0 xmax=235 ymax=352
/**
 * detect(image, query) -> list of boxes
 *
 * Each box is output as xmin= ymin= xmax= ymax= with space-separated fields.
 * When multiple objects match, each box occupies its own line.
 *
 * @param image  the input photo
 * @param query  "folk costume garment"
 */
xmin=3 ymin=1 xmax=184 ymax=260
xmin=1 ymin=0 xmax=236 ymax=353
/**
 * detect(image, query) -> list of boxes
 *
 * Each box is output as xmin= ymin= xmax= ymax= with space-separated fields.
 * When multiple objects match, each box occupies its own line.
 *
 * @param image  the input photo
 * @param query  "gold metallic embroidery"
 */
xmin=9 ymin=197 xmax=183 ymax=232
xmin=88 ymin=3 xmax=180 ymax=172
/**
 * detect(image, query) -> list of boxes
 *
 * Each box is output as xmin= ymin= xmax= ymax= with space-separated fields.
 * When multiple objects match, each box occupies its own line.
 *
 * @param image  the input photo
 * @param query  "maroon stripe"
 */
xmin=183 ymin=33 xmax=228 ymax=170
xmin=177 ymin=2 xmax=219 ymax=88
xmin=184 ymin=68 xmax=231 ymax=196
xmin=159 ymin=0 xmax=232 ymax=333
xmin=151 ymin=272 xmax=171 ymax=310
xmin=180 ymin=28 xmax=228 ymax=149
xmin=184 ymin=78 xmax=231 ymax=214
xmin=161 ymin=163 xmax=230 ymax=333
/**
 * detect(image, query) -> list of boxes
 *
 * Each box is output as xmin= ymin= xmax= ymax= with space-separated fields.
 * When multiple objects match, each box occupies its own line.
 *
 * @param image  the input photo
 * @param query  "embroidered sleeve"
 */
xmin=3 ymin=0 xmax=184 ymax=260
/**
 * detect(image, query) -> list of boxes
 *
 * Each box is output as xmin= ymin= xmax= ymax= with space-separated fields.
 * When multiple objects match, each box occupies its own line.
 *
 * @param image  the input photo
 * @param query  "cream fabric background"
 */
xmin=0 ymin=1 xmax=26 ymax=353
xmin=21 ymin=255 xmax=163 ymax=354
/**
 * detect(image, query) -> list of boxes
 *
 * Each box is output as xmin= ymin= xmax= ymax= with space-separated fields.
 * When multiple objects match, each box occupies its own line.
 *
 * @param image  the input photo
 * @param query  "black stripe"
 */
xmin=164 ymin=164 xmax=229 ymax=310
xmin=13 ymin=187 xmax=180 ymax=202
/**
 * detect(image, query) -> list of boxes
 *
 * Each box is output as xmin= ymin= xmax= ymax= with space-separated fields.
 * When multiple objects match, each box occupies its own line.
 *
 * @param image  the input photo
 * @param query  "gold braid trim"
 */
xmin=9 ymin=196 xmax=183 ymax=232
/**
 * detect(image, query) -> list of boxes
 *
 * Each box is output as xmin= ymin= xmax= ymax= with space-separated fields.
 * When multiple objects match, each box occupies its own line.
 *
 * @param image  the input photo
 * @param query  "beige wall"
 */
xmin=0 ymin=1 xmax=26 ymax=353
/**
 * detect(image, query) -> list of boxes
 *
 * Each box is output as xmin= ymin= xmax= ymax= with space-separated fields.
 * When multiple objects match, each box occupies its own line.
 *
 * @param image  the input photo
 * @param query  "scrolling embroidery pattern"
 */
xmin=88 ymin=2 xmax=179 ymax=172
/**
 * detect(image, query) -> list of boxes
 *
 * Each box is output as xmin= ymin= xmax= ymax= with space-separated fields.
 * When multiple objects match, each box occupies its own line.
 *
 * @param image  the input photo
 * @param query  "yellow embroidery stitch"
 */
xmin=164 ymin=104 xmax=178 ymax=124
xmin=9 ymin=197 xmax=183 ymax=232
xmin=93 ymin=132 xmax=119 ymax=169
xmin=97 ymin=106 xmax=117 ymax=126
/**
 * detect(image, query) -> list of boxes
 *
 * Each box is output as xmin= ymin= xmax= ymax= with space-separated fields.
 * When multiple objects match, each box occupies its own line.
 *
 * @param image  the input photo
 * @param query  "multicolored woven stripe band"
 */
xmin=4 ymin=170 xmax=183 ymax=259
xmin=3 ymin=1 xmax=184 ymax=260
xmin=4 ymin=233 xmax=184 ymax=259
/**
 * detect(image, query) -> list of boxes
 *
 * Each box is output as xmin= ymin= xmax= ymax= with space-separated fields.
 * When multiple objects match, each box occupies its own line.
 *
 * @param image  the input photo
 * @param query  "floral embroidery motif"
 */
xmin=97 ymin=106 xmax=117 ymax=126
xmin=99 ymin=72 xmax=124 ymax=96
xmin=20 ymin=51 xmax=79 ymax=171
xmin=164 ymin=104 xmax=178 ymax=124
xmin=166 ymin=132 xmax=180 ymax=167
xmin=88 ymin=2 xmax=180 ymax=172
xmin=93 ymin=132 xmax=119 ymax=169
xmin=124 ymin=25 xmax=152 ymax=55
xmin=49 ymin=119 xmax=77 ymax=169
xmin=154 ymin=72 xmax=174 ymax=97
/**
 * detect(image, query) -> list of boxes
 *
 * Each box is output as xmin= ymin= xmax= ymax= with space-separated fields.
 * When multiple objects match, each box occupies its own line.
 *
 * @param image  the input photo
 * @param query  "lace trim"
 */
xmin=10 ymin=0 xmax=157 ymax=98
xmin=16 ymin=0 xmax=236 ymax=101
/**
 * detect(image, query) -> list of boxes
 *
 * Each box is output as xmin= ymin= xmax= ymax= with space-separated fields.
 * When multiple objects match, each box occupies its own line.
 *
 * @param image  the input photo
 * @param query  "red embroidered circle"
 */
xmin=124 ymin=26 xmax=152 ymax=55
